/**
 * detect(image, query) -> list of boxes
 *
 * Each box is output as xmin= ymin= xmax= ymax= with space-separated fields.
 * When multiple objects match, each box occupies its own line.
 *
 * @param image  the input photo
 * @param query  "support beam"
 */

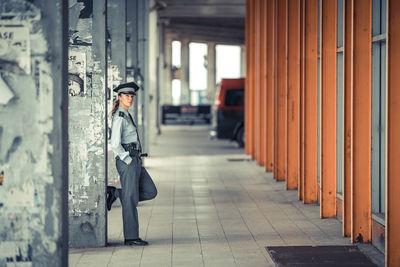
xmin=351 ymin=0 xmax=371 ymax=243
xmin=303 ymin=0 xmax=319 ymax=203
xmin=343 ymin=0 xmax=352 ymax=237
xmin=107 ymin=0 xmax=127 ymax=204
xmin=299 ymin=0 xmax=305 ymax=200
xmin=207 ymin=42 xmax=216 ymax=104
xmin=387 ymin=0 xmax=400 ymax=265
xmin=245 ymin=0 xmax=250 ymax=155
xmin=68 ymin=0 xmax=108 ymax=247
xmin=163 ymin=36 xmax=173 ymax=105
xmin=287 ymin=0 xmax=300 ymax=190
xmin=257 ymin=0 xmax=267 ymax=166
xmin=180 ymin=39 xmax=190 ymax=104
xmin=108 ymin=0 xmax=127 ymax=83
xmin=266 ymin=0 xmax=276 ymax=172
xmin=255 ymin=0 xmax=262 ymax=163
xmin=158 ymin=5 xmax=245 ymax=18
xmin=245 ymin=0 xmax=255 ymax=157
xmin=320 ymin=0 xmax=337 ymax=218
xmin=274 ymin=0 xmax=288 ymax=181
xmin=0 ymin=0 xmax=68 ymax=264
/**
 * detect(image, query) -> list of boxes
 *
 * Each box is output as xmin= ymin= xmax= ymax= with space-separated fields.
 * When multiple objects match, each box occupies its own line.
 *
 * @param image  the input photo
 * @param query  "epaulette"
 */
xmin=119 ymin=111 xmax=125 ymax=118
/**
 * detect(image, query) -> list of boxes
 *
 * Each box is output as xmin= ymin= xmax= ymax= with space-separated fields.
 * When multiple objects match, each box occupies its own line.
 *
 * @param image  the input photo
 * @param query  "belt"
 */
xmin=122 ymin=143 xmax=148 ymax=158
xmin=122 ymin=143 xmax=139 ymax=152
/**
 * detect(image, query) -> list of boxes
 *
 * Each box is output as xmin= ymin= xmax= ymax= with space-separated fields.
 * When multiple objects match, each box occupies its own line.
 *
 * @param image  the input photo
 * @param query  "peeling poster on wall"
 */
xmin=0 ymin=25 xmax=30 ymax=74
xmin=0 ymin=75 xmax=14 ymax=105
xmin=68 ymin=50 xmax=86 ymax=96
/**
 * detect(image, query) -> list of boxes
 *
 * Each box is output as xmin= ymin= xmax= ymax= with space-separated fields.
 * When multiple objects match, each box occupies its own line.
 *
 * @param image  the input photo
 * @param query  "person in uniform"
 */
xmin=108 ymin=81 xmax=157 ymax=246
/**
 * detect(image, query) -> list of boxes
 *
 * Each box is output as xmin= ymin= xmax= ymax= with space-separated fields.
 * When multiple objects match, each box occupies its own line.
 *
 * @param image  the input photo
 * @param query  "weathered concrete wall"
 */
xmin=68 ymin=0 xmax=107 ymax=247
xmin=107 ymin=0 xmax=126 ymax=189
xmin=126 ymin=0 xmax=150 ymax=154
xmin=0 ymin=0 xmax=68 ymax=266
xmin=148 ymin=0 xmax=158 ymax=146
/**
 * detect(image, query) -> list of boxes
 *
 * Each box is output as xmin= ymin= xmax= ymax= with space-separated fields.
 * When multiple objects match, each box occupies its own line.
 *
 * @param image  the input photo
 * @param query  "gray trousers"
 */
xmin=115 ymin=156 xmax=157 ymax=239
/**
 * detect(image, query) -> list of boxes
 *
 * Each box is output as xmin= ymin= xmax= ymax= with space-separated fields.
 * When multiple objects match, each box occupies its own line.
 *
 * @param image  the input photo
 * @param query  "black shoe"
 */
xmin=107 ymin=186 xmax=117 ymax=211
xmin=124 ymin=238 xmax=149 ymax=246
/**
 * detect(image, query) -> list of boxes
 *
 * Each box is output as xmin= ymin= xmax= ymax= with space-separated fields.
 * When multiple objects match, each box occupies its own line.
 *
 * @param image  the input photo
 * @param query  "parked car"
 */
xmin=210 ymin=78 xmax=245 ymax=147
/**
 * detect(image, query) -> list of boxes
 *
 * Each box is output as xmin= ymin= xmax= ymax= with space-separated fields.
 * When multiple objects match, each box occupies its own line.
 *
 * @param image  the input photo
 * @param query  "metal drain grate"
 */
xmin=227 ymin=158 xmax=251 ymax=162
xmin=266 ymin=246 xmax=377 ymax=267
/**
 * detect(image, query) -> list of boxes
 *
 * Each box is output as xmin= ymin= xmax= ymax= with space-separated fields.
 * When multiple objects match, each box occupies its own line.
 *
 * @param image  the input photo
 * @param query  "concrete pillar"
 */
xmin=207 ymin=42 xmax=216 ymax=104
xmin=181 ymin=39 xmax=190 ymax=105
xmin=68 ymin=0 xmax=108 ymax=247
xmin=107 ymin=0 xmax=127 ymax=194
xmin=163 ymin=35 xmax=173 ymax=105
xmin=108 ymin=0 xmax=126 ymax=84
xmin=126 ymin=0 xmax=139 ymax=122
xmin=126 ymin=0 xmax=150 ymax=154
xmin=139 ymin=0 xmax=150 ymax=154
xmin=148 ymin=0 xmax=158 ymax=145
xmin=0 ymin=0 xmax=68 ymax=265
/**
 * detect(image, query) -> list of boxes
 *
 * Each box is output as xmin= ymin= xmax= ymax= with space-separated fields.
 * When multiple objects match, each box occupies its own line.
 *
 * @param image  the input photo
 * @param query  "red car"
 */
xmin=210 ymin=78 xmax=245 ymax=147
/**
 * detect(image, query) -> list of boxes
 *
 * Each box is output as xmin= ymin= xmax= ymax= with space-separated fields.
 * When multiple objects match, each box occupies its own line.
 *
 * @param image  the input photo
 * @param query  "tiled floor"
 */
xmin=69 ymin=126 xmax=384 ymax=267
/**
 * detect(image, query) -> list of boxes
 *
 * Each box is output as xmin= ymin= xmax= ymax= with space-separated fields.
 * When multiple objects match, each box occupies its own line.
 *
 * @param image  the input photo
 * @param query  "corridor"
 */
xmin=69 ymin=126 xmax=384 ymax=267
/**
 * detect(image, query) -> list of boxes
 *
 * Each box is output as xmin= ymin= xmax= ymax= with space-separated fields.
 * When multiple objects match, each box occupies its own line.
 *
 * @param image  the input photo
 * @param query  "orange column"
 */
xmin=320 ymin=0 xmax=337 ymax=218
xmin=266 ymin=0 xmax=275 ymax=172
xmin=303 ymin=0 xmax=318 ymax=203
xmin=245 ymin=0 xmax=255 ymax=157
xmin=255 ymin=0 xmax=261 ymax=163
xmin=351 ymin=0 xmax=371 ymax=243
xmin=387 ymin=0 xmax=400 ymax=265
xmin=258 ymin=0 xmax=267 ymax=166
xmin=343 ymin=0 xmax=352 ymax=237
xmin=245 ymin=0 xmax=251 ymax=155
xmin=299 ymin=0 xmax=305 ymax=200
xmin=274 ymin=0 xmax=288 ymax=181
xmin=252 ymin=0 xmax=258 ymax=159
xmin=287 ymin=0 xmax=300 ymax=190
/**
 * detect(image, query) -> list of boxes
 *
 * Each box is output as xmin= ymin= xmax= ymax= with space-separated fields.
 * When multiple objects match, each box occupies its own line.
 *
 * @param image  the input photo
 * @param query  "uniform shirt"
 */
xmin=111 ymin=107 xmax=141 ymax=165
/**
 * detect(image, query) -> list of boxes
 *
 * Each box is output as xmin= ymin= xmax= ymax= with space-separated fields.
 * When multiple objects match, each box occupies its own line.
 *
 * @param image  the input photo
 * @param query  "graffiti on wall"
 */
xmin=0 ymin=242 xmax=32 ymax=265
xmin=0 ymin=25 xmax=30 ymax=74
xmin=0 ymin=0 xmax=62 ymax=264
xmin=68 ymin=50 xmax=87 ymax=96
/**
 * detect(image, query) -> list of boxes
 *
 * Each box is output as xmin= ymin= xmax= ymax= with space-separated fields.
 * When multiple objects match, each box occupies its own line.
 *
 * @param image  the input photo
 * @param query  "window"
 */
xmin=189 ymin=42 xmax=208 ymax=91
xmin=215 ymin=45 xmax=241 ymax=84
xmin=337 ymin=0 xmax=344 ymax=195
xmin=371 ymin=0 xmax=386 ymax=215
xmin=224 ymin=89 xmax=244 ymax=107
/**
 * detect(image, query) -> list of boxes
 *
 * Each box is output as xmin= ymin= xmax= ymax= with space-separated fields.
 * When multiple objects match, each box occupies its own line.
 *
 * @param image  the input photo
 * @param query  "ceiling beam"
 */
xmin=162 ymin=0 xmax=245 ymax=5
xmin=158 ymin=5 xmax=245 ymax=18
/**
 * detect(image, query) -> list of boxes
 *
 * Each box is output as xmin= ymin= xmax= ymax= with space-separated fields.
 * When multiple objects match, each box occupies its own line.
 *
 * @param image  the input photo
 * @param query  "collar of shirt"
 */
xmin=117 ymin=106 xmax=129 ymax=116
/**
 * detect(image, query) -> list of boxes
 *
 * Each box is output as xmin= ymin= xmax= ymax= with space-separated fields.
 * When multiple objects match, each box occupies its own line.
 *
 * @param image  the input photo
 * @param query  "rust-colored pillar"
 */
xmin=387 ymin=0 xmax=400 ymax=265
xmin=258 ymin=0 xmax=267 ymax=166
xmin=351 ymin=0 xmax=371 ymax=243
xmin=266 ymin=0 xmax=276 ymax=172
xmin=303 ymin=0 xmax=318 ymax=203
xmin=245 ymin=0 xmax=255 ymax=157
xmin=255 ymin=0 xmax=262 ymax=163
xmin=299 ymin=0 xmax=305 ymax=200
xmin=245 ymin=0 xmax=250 ymax=155
xmin=251 ymin=0 xmax=258 ymax=159
xmin=343 ymin=0 xmax=352 ymax=237
xmin=274 ymin=0 xmax=288 ymax=181
xmin=287 ymin=0 xmax=300 ymax=190
xmin=320 ymin=0 xmax=337 ymax=218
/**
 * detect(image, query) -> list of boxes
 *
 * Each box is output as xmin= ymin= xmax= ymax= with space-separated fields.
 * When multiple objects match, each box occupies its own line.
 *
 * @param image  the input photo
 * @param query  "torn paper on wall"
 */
xmin=0 ymin=75 xmax=14 ymax=104
xmin=0 ymin=25 xmax=30 ymax=74
xmin=68 ymin=50 xmax=86 ymax=96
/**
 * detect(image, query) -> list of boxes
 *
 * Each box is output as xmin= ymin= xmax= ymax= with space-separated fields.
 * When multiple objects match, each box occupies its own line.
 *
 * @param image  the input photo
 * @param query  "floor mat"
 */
xmin=266 ymin=246 xmax=377 ymax=267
